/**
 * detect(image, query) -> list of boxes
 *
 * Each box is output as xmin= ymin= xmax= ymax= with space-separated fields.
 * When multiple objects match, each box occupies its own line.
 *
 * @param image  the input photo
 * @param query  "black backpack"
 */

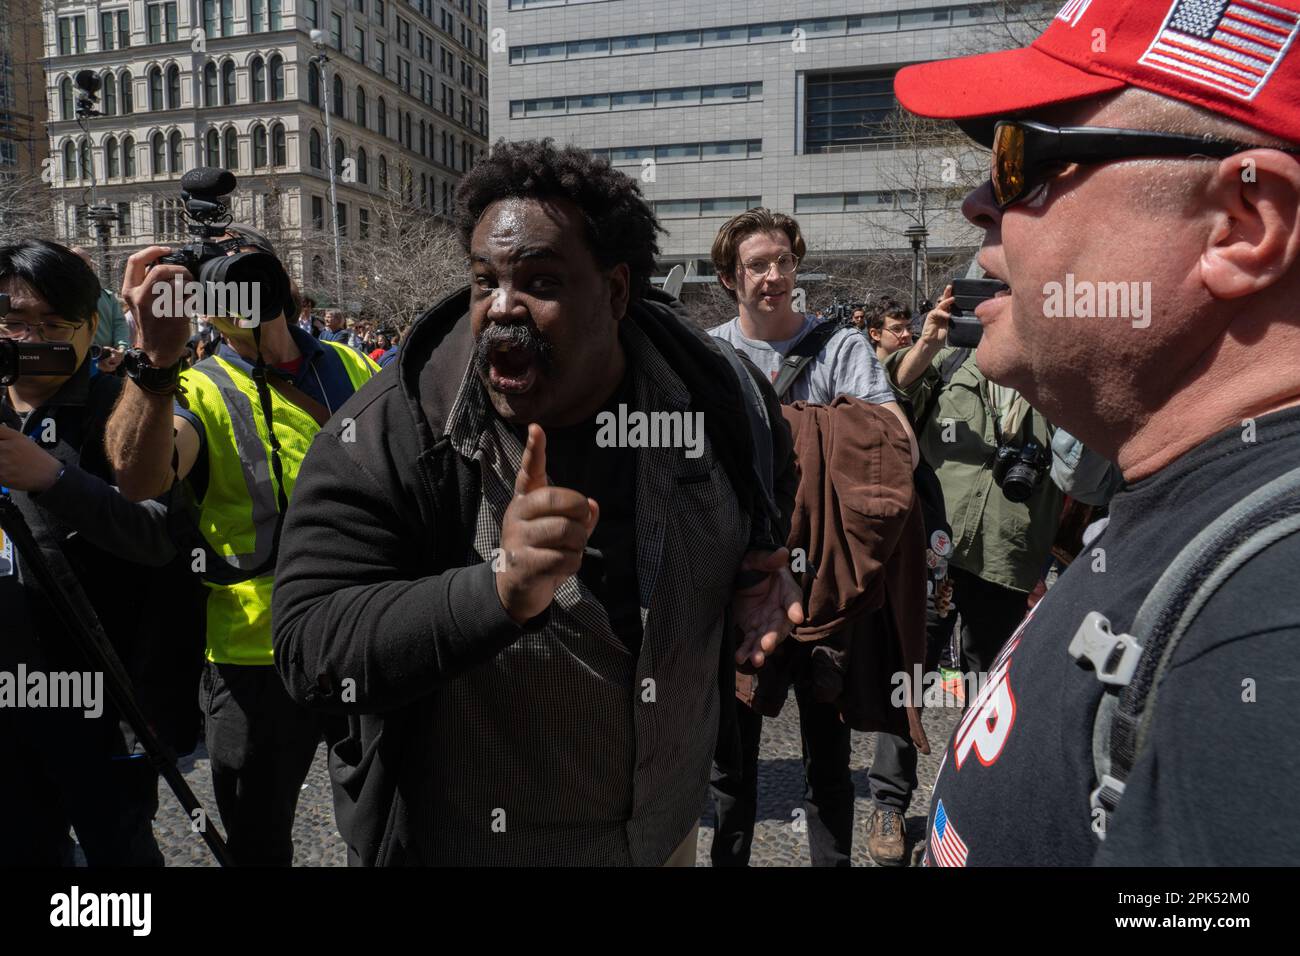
xmin=1069 ymin=463 xmax=1300 ymax=839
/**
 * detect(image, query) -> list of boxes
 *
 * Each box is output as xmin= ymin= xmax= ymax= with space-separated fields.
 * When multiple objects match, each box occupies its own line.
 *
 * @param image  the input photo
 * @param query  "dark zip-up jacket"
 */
xmin=271 ymin=287 xmax=795 ymax=865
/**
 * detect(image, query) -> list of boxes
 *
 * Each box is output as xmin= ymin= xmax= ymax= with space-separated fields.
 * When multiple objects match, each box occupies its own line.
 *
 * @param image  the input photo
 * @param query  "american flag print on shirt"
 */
xmin=1138 ymin=0 xmax=1300 ymax=100
xmin=929 ymin=800 xmax=970 ymax=867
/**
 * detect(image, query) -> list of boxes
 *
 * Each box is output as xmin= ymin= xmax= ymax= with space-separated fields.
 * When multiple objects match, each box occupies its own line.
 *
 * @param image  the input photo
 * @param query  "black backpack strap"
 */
xmin=939 ymin=348 xmax=971 ymax=386
xmin=1070 ymin=463 xmax=1300 ymax=838
xmin=715 ymin=343 xmax=781 ymax=545
xmin=771 ymin=319 xmax=846 ymax=401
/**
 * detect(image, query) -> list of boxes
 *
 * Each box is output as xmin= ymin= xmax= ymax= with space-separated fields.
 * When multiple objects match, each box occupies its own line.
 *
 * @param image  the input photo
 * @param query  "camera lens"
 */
xmin=198 ymin=251 xmax=291 ymax=326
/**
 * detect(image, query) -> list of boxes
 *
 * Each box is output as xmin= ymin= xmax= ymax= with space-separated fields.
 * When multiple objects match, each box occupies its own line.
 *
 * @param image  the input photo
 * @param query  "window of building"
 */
xmin=58 ymin=16 xmax=87 ymax=55
xmin=62 ymin=142 xmax=76 ymax=181
xmin=305 ymin=0 xmax=320 ymax=28
xmin=376 ymin=39 xmax=387 ymax=74
xmin=378 ymin=154 xmax=388 ymax=190
xmin=120 ymin=72 xmax=134 ymax=113
xmin=332 ymin=74 xmax=344 ymax=117
xmin=251 ymin=57 xmax=266 ymax=102
xmin=224 ymin=128 xmax=238 ymax=169
xmin=146 ymin=4 xmax=177 ymax=44
xmin=168 ymin=130 xmax=182 ymax=171
xmin=270 ymin=55 xmax=285 ymax=100
xmin=357 ymin=147 xmax=368 ymax=184
xmin=250 ymin=0 xmax=265 ymax=32
xmin=102 ymin=74 xmax=117 ymax=115
xmin=148 ymin=68 xmax=163 ymax=110
xmin=377 ymin=96 xmax=388 ymax=136
xmin=155 ymin=199 xmax=185 ymax=240
xmin=106 ymin=136 xmax=119 ymax=178
xmin=269 ymin=0 xmax=282 ymax=30
xmin=59 ymin=78 xmax=74 ymax=121
xmin=309 ymin=129 xmax=322 ymax=168
xmin=336 ymin=202 xmax=348 ymax=237
xmin=331 ymin=13 xmax=343 ymax=49
xmin=271 ymin=123 xmax=286 ymax=166
xmin=122 ymin=136 xmax=136 ymax=177
xmin=221 ymin=60 xmax=236 ymax=105
xmin=359 ymin=207 xmax=370 ymax=239
xmin=253 ymin=125 xmax=268 ymax=167
xmin=804 ymin=70 xmax=898 ymax=153
xmin=167 ymin=64 xmax=181 ymax=108
xmin=150 ymin=132 xmax=165 ymax=174
xmin=356 ymin=86 xmax=367 ymax=127
xmin=206 ymin=129 xmax=220 ymax=166
xmin=312 ymin=196 xmax=324 ymax=230
xmin=308 ymin=62 xmax=321 ymax=106
xmin=354 ymin=27 xmax=366 ymax=62
xmin=204 ymin=62 xmax=218 ymax=106
xmin=334 ymin=138 xmax=344 ymax=175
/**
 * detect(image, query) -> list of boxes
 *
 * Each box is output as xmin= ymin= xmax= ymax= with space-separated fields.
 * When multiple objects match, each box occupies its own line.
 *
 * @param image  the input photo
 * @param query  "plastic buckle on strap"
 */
xmin=1088 ymin=774 xmax=1126 ymax=841
xmin=1068 ymin=611 xmax=1143 ymax=686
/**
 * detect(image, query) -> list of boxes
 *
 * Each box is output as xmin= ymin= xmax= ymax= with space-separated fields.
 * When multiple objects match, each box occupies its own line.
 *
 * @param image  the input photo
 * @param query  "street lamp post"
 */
xmin=87 ymin=202 xmax=118 ymax=290
xmin=904 ymin=224 xmax=929 ymax=314
xmin=310 ymin=30 xmax=344 ymax=310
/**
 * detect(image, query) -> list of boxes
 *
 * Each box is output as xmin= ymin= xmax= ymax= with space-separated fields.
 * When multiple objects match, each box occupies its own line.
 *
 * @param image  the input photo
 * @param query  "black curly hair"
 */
xmin=454 ymin=139 xmax=665 ymax=297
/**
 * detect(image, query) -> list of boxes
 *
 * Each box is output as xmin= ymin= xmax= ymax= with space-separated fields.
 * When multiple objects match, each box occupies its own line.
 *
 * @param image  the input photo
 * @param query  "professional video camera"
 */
xmin=153 ymin=167 xmax=293 ymax=327
xmin=0 ymin=292 xmax=78 ymax=386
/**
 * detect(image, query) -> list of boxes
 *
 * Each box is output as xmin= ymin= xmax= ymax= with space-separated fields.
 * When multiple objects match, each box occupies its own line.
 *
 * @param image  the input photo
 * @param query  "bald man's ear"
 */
xmin=1201 ymin=149 xmax=1300 ymax=300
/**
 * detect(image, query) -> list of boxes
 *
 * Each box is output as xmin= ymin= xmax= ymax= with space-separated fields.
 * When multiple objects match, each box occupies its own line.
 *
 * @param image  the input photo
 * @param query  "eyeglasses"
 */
xmin=741 ymin=253 xmax=799 ymax=280
xmin=0 ymin=318 xmax=85 ymax=342
xmin=990 ymin=119 xmax=1300 ymax=209
xmin=882 ymin=325 xmax=912 ymax=340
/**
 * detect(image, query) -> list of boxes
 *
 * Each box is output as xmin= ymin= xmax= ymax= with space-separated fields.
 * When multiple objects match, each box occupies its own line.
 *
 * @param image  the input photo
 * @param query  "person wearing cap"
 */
xmin=105 ymin=224 xmax=380 ymax=865
xmin=895 ymin=0 xmax=1300 ymax=865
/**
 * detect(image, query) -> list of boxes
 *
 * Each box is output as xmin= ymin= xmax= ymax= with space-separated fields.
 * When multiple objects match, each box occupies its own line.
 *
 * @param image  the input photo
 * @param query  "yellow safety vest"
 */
xmin=181 ymin=340 xmax=377 ymax=665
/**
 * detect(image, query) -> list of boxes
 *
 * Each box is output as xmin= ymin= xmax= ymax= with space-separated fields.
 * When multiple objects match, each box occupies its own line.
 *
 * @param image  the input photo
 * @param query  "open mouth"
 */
xmin=487 ymin=342 xmax=539 ymax=393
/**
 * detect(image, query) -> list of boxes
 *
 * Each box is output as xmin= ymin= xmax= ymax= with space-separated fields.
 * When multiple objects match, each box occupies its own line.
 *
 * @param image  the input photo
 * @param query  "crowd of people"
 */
xmin=2 ymin=0 xmax=1298 ymax=868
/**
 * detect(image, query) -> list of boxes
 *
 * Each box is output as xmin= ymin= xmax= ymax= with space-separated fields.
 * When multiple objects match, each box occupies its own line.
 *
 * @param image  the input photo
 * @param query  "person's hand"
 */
xmin=121 ymin=245 xmax=193 ymax=368
xmin=917 ymin=284 xmax=955 ymax=350
xmin=733 ymin=548 xmax=805 ymax=669
xmin=0 ymin=425 xmax=63 ymax=493
xmin=495 ymin=424 xmax=599 ymax=624
xmin=97 ymin=346 xmax=125 ymax=373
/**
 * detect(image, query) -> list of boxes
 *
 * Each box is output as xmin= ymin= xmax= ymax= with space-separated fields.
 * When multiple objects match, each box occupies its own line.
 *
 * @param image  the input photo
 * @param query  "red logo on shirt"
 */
xmin=950 ymin=599 xmax=1041 ymax=771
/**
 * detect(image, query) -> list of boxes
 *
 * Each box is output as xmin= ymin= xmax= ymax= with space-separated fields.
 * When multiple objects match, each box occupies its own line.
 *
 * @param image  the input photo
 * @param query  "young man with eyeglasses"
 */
xmin=895 ymin=0 xmax=1300 ymax=865
xmin=0 ymin=239 xmax=205 ymax=866
xmin=706 ymin=208 xmax=920 ymax=867
xmin=863 ymin=296 xmax=915 ymax=363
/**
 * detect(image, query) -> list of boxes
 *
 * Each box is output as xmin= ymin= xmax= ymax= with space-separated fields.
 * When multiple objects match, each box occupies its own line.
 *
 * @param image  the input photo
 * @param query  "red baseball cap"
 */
xmin=895 ymin=0 xmax=1300 ymax=146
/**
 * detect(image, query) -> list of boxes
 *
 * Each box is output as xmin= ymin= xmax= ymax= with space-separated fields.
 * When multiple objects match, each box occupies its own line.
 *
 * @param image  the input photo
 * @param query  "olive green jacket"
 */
xmin=885 ymin=345 xmax=1063 ymax=593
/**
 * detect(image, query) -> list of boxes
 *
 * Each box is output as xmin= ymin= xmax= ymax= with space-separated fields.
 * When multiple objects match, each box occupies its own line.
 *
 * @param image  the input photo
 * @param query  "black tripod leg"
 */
xmin=0 ymin=494 xmax=234 ymax=867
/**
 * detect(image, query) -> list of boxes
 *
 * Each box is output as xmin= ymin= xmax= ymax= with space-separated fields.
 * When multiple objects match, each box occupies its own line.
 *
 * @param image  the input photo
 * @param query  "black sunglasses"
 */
xmin=991 ymin=120 xmax=1300 ymax=209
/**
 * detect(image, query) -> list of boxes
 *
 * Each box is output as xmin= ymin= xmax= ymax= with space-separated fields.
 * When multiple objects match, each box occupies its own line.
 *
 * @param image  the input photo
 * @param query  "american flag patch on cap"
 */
xmin=1139 ymin=0 xmax=1300 ymax=100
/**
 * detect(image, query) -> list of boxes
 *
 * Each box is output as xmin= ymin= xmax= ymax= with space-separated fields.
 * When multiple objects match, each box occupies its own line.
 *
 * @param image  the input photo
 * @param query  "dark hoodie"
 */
xmin=271 ymin=286 xmax=795 ymax=865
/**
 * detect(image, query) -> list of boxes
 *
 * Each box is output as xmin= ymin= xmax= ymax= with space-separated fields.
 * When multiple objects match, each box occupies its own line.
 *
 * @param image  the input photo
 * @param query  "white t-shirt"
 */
xmin=709 ymin=313 xmax=896 ymax=406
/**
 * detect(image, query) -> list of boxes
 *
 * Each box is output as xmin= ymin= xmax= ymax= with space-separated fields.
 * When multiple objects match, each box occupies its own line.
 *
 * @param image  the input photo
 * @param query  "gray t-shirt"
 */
xmin=709 ymin=313 xmax=895 ymax=406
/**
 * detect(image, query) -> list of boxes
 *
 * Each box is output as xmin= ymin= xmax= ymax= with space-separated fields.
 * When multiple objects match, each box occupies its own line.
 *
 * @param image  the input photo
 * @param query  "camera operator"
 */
xmin=0 ymin=239 xmax=204 ymax=866
xmin=104 ymin=218 xmax=380 ymax=866
xmin=887 ymin=288 xmax=1063 ymax=682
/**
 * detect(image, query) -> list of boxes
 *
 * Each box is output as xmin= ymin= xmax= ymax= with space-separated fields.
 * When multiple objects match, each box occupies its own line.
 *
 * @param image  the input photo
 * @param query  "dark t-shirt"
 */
xmin=528 ymin=373 xmax=642 ymax=658
xmin=925 ymin=404 xmax=1300 ymax=866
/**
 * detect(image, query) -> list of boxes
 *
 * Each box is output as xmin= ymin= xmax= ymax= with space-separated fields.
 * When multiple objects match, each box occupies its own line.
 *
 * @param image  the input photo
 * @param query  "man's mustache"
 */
xmin=474 ymin=320 xmax=555 ymax=375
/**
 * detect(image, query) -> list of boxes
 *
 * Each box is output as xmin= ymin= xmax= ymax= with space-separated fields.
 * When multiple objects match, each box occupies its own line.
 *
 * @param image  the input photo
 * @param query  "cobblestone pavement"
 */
xmin=153 ymin=693 xmax=963 ymax=867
